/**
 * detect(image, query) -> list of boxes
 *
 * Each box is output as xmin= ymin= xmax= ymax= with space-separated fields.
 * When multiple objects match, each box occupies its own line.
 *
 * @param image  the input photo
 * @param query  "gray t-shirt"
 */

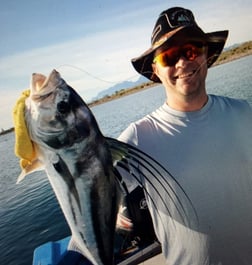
xmin=118 ymin=95 xmax=252 ymax=265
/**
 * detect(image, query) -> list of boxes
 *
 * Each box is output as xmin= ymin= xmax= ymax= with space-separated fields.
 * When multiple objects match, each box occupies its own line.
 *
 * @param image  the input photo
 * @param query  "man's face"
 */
xmin=152 ymin=41 xmax=208 ymax=106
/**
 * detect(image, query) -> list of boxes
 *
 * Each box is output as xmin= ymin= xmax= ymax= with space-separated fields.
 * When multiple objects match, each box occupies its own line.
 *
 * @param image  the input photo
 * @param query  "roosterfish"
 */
xmin=13 ymin=70 xmax=197 ymax=265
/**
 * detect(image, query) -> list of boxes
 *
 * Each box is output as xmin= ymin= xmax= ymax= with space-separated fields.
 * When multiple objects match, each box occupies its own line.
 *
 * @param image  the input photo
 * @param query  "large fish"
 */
xmin=14 ymin=70 xmax=197 ymax=265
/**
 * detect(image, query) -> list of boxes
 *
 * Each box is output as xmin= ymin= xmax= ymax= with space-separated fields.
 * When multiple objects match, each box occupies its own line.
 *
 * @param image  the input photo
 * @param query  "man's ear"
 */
xmin=152 ymin=63 xmax=157 ymax=75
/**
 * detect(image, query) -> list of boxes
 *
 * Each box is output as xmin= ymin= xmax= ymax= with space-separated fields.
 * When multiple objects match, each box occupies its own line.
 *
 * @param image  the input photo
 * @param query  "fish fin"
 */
xmin=52 ymin=155 xmax=81 ymax=212
xmin=107 ymin=138 xmax=129 ymax=164
xmin=67 ymin=236 xmax=82 ymax=253
xmin=16 ymin=159 xmax=44 ymax=184
xmin=106 ymin=137 xmax=199 ymax=229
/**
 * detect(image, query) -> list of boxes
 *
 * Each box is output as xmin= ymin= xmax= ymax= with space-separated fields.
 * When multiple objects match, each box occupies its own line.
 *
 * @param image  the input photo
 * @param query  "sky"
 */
xmin=1 ymin=0 xmax=252 ymax=130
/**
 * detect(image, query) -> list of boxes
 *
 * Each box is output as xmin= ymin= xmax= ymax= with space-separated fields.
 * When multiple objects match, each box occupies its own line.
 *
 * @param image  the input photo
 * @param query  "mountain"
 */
xmin=93 ymin=75 xmax=148 ymax=100
xmin=223 ymin=43 xmax=239 ymax=51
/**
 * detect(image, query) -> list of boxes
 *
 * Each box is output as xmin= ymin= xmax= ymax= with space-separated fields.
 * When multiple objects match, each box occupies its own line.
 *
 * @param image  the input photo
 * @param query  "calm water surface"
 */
xmin=0 ymin=56 xmax=252 ymax=265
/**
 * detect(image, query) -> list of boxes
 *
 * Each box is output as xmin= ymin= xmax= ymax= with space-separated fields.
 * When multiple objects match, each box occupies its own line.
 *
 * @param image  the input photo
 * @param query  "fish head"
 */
xmin=26 ymin=69 xmax=97 ymax=149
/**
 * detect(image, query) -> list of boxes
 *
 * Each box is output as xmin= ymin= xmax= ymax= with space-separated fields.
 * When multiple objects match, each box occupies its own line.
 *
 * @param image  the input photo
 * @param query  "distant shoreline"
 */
xmin=88 ymin=81 xmax=157 ymax=107
xmin=1 ymin=41 xmax=252 ymax=135
xmin=0 ymin=127 xmax=14 ymax=135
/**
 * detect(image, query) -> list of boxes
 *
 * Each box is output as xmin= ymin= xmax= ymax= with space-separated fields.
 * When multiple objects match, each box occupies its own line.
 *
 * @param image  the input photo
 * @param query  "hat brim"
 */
xmin=131 ymin=27 xmax=228 ymax=82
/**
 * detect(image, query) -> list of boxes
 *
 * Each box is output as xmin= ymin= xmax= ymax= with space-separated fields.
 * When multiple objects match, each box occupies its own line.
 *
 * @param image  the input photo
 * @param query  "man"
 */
xmin=118 ymin=7 xmax=252 ymax=265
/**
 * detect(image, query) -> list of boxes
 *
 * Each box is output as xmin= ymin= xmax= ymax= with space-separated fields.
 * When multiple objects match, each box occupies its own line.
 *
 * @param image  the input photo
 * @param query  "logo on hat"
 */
xmin=178 ymin=14 xmax=190 ymax=23
xmin=167 ymin=9 xmax=194 ymax=28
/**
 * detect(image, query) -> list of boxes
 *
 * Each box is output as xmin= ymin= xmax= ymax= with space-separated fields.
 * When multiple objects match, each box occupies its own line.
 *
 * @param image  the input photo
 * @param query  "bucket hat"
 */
xmin=131 ymin=7 xmax=228 ymax=82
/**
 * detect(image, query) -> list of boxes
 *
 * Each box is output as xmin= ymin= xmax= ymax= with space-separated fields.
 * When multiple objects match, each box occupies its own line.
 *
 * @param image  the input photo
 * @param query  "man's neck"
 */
xmin=166 ymin=94 xmax=208 ymax=112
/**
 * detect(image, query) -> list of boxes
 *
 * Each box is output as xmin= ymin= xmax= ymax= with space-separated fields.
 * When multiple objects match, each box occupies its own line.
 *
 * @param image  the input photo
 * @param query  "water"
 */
xmin=1 ymin=55 xmax=252 ymax=265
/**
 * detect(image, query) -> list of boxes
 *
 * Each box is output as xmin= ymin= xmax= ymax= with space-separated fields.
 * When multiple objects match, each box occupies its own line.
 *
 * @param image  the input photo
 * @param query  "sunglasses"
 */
xmin=153 ymin=42 xmax=206 ymax=67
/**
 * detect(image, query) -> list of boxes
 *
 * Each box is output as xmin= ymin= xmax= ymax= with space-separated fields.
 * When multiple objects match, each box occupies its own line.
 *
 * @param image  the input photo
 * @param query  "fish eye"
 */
xmin=57 ymin=101 xmax=71 ymax=114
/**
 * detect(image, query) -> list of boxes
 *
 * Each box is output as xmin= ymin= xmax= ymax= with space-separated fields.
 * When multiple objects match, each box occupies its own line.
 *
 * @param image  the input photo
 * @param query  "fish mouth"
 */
xmin=32 ymin=91 xmax=54 ymax=102
xmin=36 ymin=127 xmax=65 ymax=142
xmin=39 ymin=129 xmax=63 ymax=135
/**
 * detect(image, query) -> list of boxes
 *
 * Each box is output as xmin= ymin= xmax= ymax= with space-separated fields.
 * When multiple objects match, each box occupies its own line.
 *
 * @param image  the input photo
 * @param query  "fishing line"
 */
xmin=173 ymin=52 xmax=224 ymax=88
xmin=56 ymin=64 xmax=140 ymax=85
xmin=186 ymin=53 xmax=221 ymax=82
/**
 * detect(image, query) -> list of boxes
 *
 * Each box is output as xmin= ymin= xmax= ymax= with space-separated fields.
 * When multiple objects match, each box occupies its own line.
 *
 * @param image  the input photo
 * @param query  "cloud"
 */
xmin=0 ymin=24 xmax=150 ymax=129
xmin=2 ymin=21 xmax=153 ymax=78
xmin=195 ymin=2 xmax=252 ymax=45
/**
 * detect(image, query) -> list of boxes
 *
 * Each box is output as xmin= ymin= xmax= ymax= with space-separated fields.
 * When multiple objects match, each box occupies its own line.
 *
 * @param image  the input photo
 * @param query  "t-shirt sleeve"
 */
xmin=118 ymin=122 xmax=138 ymax=147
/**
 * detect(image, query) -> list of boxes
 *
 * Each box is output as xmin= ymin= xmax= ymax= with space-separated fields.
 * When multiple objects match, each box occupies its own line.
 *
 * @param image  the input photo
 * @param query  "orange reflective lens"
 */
xmin=153 ymin=42 xmax=206 ymax=67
